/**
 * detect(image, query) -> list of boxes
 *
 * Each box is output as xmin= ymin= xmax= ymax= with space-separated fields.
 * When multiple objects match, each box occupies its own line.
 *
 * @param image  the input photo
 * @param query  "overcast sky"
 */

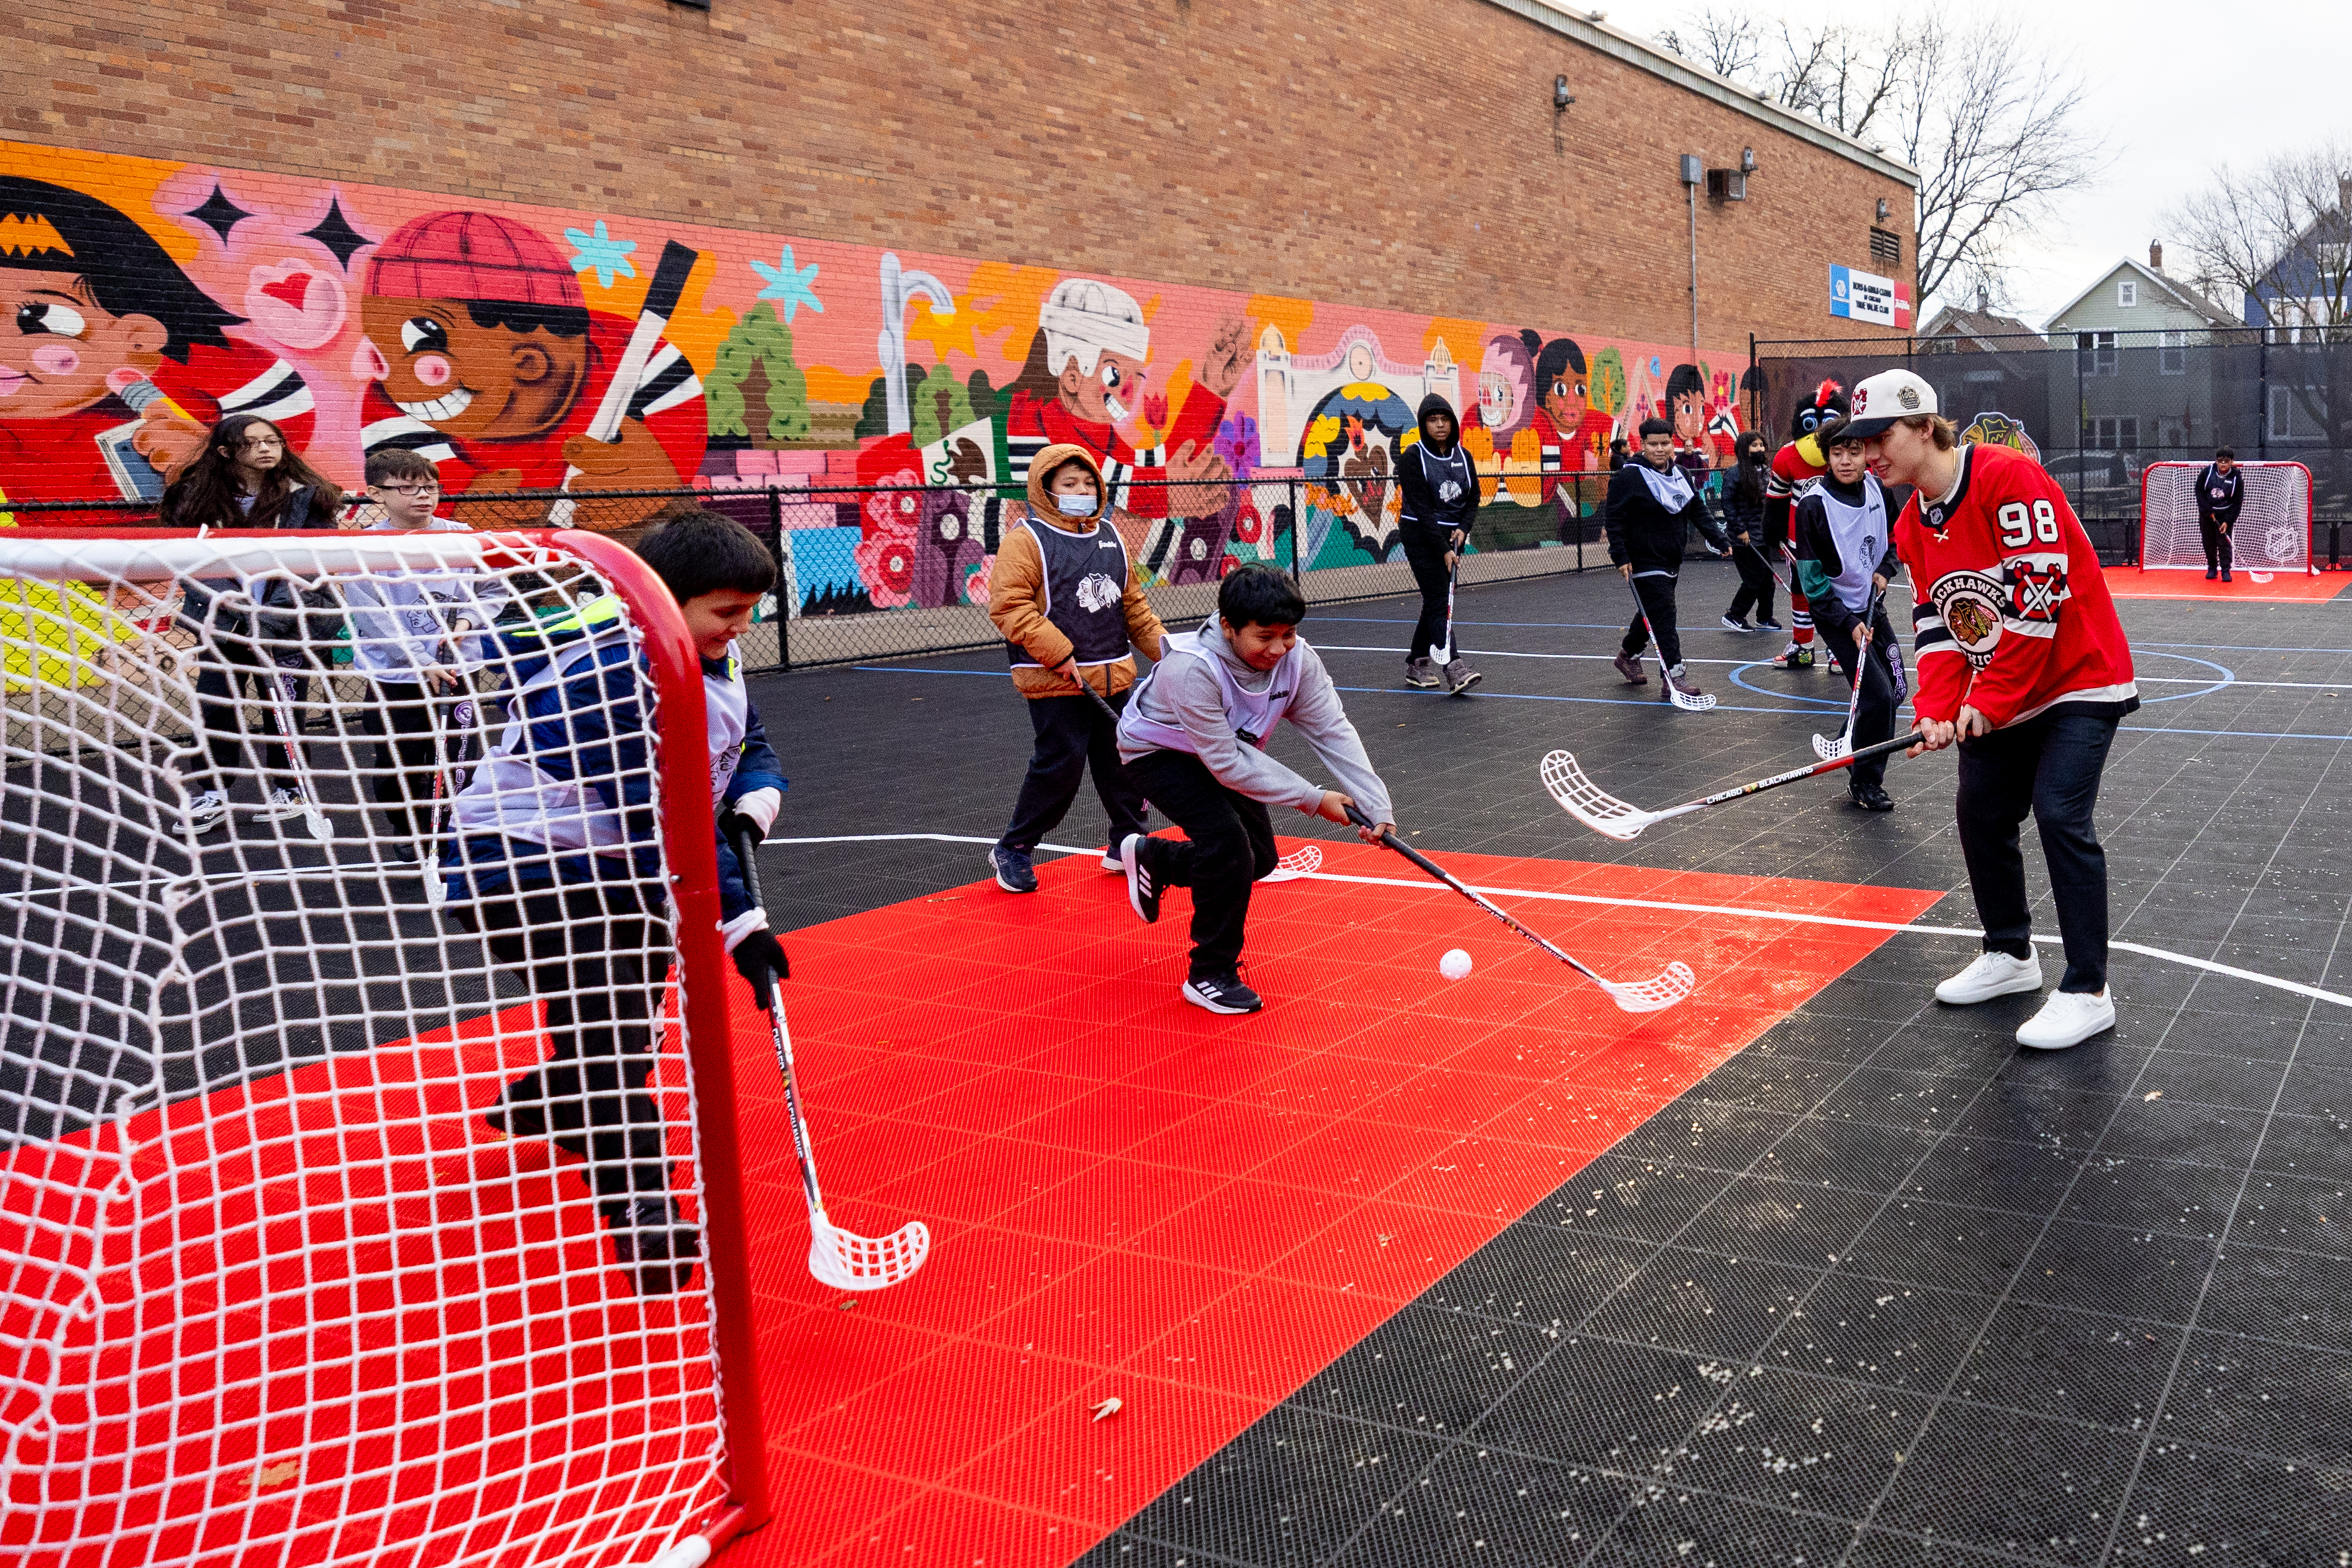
xmin=1592 ymin=0 xmax=2352 ymax=329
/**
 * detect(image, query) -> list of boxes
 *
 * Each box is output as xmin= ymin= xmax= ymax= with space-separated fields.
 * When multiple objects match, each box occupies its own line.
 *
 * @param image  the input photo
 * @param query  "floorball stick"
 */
xmin=1811 ymin=583 xmax=1887 ymax=762
xmin=1543 ymin=731 xmax=1925 ymax=842
xmin=258 ymin=655 xmax=335 ymax=843
xmin=547 ymin=240 xmax=700 ymax=526
xmin=728 ymin=822 xmax=930 ymax=1291
xmin=1624 ymin=573 xmax=1714 ymax=712
xmin=421 ymin=685 xmax=476 ymax=910
xmin=1258 ymin=842 xmax=1323 ymax=883
xmin=1734 ymin=537 xmax=1794 ymax=595
xmin=1436 ymin=546 xmax=1481 ymax=694
xmin=1342 ymin=804 xmax=1694 ymax=1013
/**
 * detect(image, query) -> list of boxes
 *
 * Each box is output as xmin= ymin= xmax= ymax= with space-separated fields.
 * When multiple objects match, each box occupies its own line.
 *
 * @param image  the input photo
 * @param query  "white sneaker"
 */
xmin=1934 ymin=951 xmax=2044 ymax=1005
xmin=185 ymin=788 xmax=228 ymax=834
xmin=2016 ymin=988 xmax=2116 ymax=1051
xmin=262 ymin=785 xmax=310 ymax=820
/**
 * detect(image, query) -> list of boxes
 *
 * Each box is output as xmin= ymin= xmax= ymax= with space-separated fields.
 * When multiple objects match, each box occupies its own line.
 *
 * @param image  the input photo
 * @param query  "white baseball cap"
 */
xmin=1841 ymin=368 xmax=1939 ymax=441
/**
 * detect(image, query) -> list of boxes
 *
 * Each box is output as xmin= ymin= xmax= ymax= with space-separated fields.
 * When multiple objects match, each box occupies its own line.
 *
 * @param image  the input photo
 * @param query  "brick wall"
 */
xmin=5 ymin=0 xmax=1913 ymax=350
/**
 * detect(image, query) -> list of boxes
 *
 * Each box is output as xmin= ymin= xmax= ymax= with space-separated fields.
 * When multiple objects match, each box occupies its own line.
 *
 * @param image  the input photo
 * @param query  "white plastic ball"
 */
xmin=1439 ymin=948 xmax=1473 ymax=981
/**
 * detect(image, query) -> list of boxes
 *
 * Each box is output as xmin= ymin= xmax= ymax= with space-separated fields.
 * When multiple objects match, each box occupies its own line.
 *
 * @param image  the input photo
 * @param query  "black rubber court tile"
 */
xmin=1873 ymin=1401 xmax=2148 ymax=1565
xmin=1323 ymin=1444 xmax=1630 ymax=1567
xmin=746 ymin=572 xmax=2352 ymax=1562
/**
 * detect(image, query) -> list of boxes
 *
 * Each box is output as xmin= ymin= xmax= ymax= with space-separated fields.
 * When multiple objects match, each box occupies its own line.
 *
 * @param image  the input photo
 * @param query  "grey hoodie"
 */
xmin=1118 ymin=629 xmax=1394 ymax=824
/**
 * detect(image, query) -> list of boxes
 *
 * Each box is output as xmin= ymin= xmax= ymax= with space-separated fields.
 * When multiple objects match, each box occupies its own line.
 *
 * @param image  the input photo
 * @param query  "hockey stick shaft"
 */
xmin=1343 ymin=803 xmax=1619 ymax=993
xmin=1657 ymin=730 xmax=1926 ymax=824
xmin=1734 ymin=537 xmax=1793 ymax=594
xmin=1058 ymin=656 xmax=1125 ymax=726
xmin=1831 ymin=585 xmax=1885 ymax=746
xmin=1438 ymin=546 xmax=1460 ymax=664
xmin=728 ymin=821 xmax=827 ymax=1216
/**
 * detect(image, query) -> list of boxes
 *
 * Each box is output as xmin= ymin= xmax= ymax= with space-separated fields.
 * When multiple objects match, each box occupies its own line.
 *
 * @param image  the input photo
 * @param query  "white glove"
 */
xmin=732 ymin=787 xmax=782 ymax=836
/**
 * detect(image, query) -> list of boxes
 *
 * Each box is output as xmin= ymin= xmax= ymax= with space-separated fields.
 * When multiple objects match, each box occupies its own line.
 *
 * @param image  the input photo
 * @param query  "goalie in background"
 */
xmin=445 ymin=509 xmax=789 ymax=1293
xmin=2195 ymin=447 xmax=2241 ymax=582
xmin=986 ymin=443 xmax=1166 ymax=895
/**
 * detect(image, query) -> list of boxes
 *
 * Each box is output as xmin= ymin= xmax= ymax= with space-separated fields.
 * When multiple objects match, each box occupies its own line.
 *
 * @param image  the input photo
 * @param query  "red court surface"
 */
xmin=0 ymin=841 xmax=1940 ymax=1567
xmin=717 ymin=839 xmax=1942 ymax=1567
xmin=2109 ymin=567 xmax=2350 ymax=602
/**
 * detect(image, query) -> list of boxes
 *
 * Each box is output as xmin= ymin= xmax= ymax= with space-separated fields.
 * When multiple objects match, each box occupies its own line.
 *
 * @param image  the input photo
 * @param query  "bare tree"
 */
xmin=2171 ymin=143 xmax=2352 ymax=345
xmin=1656 ymin=8 xmax=2101 ymax=309
xmin=2171 ymin=142 xmax=2352 ymax=453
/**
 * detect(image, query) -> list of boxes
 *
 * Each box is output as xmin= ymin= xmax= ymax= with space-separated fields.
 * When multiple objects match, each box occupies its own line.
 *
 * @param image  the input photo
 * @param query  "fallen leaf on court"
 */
xmin=246 ymin=1460 xmax=301 ymax=1492
xmin=2145 ymin=1091 xmax=2163 ymax=1100
xmin=1091 ymin=1396 xmax=1122 ymax=1422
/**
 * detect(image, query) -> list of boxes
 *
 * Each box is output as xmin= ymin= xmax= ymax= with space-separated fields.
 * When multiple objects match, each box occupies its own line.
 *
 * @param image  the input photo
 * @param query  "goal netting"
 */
xmin=2138 ymin=460 xmax=2316 ymax=573
xmin=0 ymin=531 xmax=766 ymax=1567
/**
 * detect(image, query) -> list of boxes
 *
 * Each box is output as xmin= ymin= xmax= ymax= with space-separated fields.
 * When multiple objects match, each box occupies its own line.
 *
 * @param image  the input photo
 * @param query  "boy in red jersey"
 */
xmin=1850 ymin=369 xmax=2138 ymax=1052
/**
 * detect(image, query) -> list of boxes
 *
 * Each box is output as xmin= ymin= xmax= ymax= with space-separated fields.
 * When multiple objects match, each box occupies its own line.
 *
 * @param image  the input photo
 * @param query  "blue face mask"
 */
xmin=1056 ymin=492 xmax=1098 ymax=518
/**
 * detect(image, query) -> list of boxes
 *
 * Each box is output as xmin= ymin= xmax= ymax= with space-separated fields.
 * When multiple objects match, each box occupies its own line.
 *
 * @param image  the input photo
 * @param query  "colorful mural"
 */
xmin=0 ymin=139 xmax=1749 ymax=613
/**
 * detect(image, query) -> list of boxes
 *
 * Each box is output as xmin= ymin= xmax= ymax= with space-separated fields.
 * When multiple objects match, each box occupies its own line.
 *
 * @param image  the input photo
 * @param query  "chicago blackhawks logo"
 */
xmin=1075 ymin=571 xmax=1121 ymax=614
xmin=1931 ymin=570 xmax=2006 ymax=669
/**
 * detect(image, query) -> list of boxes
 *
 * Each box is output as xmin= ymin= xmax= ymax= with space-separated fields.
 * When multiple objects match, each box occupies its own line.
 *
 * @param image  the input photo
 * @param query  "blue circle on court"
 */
xmin=1725 ymin=649 xmax=2236 ymax=709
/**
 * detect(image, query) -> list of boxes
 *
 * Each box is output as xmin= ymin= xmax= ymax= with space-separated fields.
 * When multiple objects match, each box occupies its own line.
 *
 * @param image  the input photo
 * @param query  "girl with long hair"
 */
xmin=166 ymin=414 xmax=348 ymax=832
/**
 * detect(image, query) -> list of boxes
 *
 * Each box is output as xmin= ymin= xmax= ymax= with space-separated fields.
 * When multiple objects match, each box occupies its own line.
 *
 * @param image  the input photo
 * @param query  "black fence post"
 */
xmin=2258 ymin=333 xmax=2270 ymax=460
xmin=767 ymin=486 xmax=791 ymax=672
xmin=1288 ymin=477 xmax=1301 ymax=586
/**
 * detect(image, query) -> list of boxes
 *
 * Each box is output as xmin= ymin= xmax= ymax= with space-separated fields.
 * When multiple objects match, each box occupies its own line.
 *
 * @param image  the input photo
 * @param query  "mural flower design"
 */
xmin=853 ymin=515 xmax=918 ymax=609
xmin=1215 ymin=412 xmax=1260 ymax=476
xmin=750 ymin=245 xmax=824 ymax=322
xmin=964 ymin=552 xmax=994 ymax=609
xmin=562 ymin=221 xmax=638 ymax=288
xmin=859 ymin=466 xmax=923 ymax=539
xmin=1233 ymin=495 xmax=1264 ymax=544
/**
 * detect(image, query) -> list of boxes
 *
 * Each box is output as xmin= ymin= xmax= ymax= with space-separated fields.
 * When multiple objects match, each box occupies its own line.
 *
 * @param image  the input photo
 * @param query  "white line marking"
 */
xmin=765 ymin=834 xmax=2352 ymax=1010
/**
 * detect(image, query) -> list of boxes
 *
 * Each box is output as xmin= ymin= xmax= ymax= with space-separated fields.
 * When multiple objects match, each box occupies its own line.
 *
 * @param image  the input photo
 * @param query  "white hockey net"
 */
xmin=2138 ymin=460 xmax=2314 ymax=572
xmin=0 ymin=533 xmax=740 ymax=1566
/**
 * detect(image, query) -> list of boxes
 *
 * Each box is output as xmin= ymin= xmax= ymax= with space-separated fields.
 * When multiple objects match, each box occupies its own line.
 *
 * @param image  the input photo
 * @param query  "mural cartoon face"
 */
xmin=358 ymin=292 xmax=591 ymax=443
xmin=1477 ymin=340 xmax=1528 ymax=432
xmin=1055 ymin=347 xmax=1147 ymax=428
xmin=1541 ymin=363 xmax=1587 ymax=432
xmin=1672 ymin=390 xmax=1705 ymax=447
xmin=0 ymin=267 xmax=166 ymax=418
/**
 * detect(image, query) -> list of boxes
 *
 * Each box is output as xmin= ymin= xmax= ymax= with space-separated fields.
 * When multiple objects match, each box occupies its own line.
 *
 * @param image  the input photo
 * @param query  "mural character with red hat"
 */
xmin=355 ymin=210 xmax=705 ymax=529
xmin=0 ymin=175 xmax=317 ymax=508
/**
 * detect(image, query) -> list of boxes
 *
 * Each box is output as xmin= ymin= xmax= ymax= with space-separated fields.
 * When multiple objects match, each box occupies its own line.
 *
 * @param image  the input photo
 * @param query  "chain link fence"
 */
xmin=1754 ymin=329 xmax=2352 ymax=567
xmin=9 ymin=466 xmax=1746 ymax=673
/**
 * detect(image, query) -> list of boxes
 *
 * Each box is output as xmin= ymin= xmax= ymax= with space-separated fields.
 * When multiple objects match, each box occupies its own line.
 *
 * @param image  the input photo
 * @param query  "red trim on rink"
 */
xmin=712 ymin=840 xmax=1941 ymax=1566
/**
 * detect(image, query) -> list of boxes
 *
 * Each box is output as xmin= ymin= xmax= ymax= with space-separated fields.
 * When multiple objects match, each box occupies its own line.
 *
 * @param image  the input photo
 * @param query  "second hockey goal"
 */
xmin=2138 ymin=459 xmax=2316 ymax=574
xmin=0 ymin=529 xmax=775 ymax=1568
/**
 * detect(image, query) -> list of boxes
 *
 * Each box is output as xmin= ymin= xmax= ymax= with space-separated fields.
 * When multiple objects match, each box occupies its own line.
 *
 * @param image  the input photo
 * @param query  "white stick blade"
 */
xmin=306 ymin=812 xmax=336 ymax=843
xmin=1260 ymin=843 xmax=1324 ymax=883
xmin=1811 ymin=732 xmax=1849 ymax=761
xmin=808 ymin=1212 xmax=930 ymax=1291
xmin=1668 ymin=685 xmax=1716 ymax=712
xmin=1600 ymin=960 xmax=1698 ymax=1013
xmin=1540 ymin=749 xmax=1652 ymax=841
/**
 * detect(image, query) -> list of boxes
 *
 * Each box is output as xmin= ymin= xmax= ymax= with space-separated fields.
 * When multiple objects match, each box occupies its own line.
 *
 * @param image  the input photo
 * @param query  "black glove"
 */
xmin=732 ymin=928 xmax=790 ymax=1008
xmin=722 ymin=808 xmax=766 ymax=850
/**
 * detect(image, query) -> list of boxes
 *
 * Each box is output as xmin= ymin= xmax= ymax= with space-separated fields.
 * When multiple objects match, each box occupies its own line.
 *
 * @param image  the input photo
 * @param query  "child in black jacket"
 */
xmin=1605 ymin=417 xmax=1728 ymax=703
xmin=1393 ymin=394 xmax=1482 ymax=693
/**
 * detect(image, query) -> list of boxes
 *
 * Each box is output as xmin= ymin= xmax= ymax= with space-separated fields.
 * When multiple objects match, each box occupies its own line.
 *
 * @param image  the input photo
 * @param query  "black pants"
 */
xmin=1399 ymin=526 xmax=1455 ymax=662
xmin=1725 ymin=541 xmax=1778 ymax=623
xmin=1621 ymin=572 xmax=1683 ymax=668
xmin=998 ymin=689 xmax=1149 ymax=853
xmin=462 ymin=879 xmax=677 ymax=1203
xmin=191 ymin=629 xmax=308 ymax=791
xmin=2199 ymin=517 xmax=2232 ymax=574
xmin=1125 ymin=748 xmax=1280 ymax=979
xmin=359 ymin=680 xmax=445 ymax=838
xmin=1955 ymin=708 xmax=2122 ymax=994
xmin=1822 ymin=607 xmax=1900 ymax=792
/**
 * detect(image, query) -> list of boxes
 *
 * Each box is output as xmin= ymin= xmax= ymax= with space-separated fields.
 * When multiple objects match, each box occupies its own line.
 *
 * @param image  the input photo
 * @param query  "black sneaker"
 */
xmin=1848 ymin=784 xmax=1895 ymax=813
xmin=1182 ymin=971 xmax=1265 ymax=1014
xmin=2206 ymin=567 xmax=2219 ymax=580
xmin=990 ymin=844 xmax=1039 ymax=894
xmin=599 ymin=1196 xmax=701 ymax=1294
xmin=2221 ymin=569 xmax=2233 ymax=583
xmin=1756 ymin=616 xmax=1785 ymax=632
xmin=1720 ymin=614 xmax=1753 ymax=632
xmin=1120 ymin=833 xmax=1162 ymax=924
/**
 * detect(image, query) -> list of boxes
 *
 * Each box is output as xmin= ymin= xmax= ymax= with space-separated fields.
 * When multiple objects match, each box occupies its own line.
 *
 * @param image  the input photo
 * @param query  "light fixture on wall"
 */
xmin=1553 ymin=76 xmax=1575 ymax=152
xmin=1741 ymin=147 xmax=1757 ymax=174
xmin=1876 ymin=197 xmax=1891 ymax=222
